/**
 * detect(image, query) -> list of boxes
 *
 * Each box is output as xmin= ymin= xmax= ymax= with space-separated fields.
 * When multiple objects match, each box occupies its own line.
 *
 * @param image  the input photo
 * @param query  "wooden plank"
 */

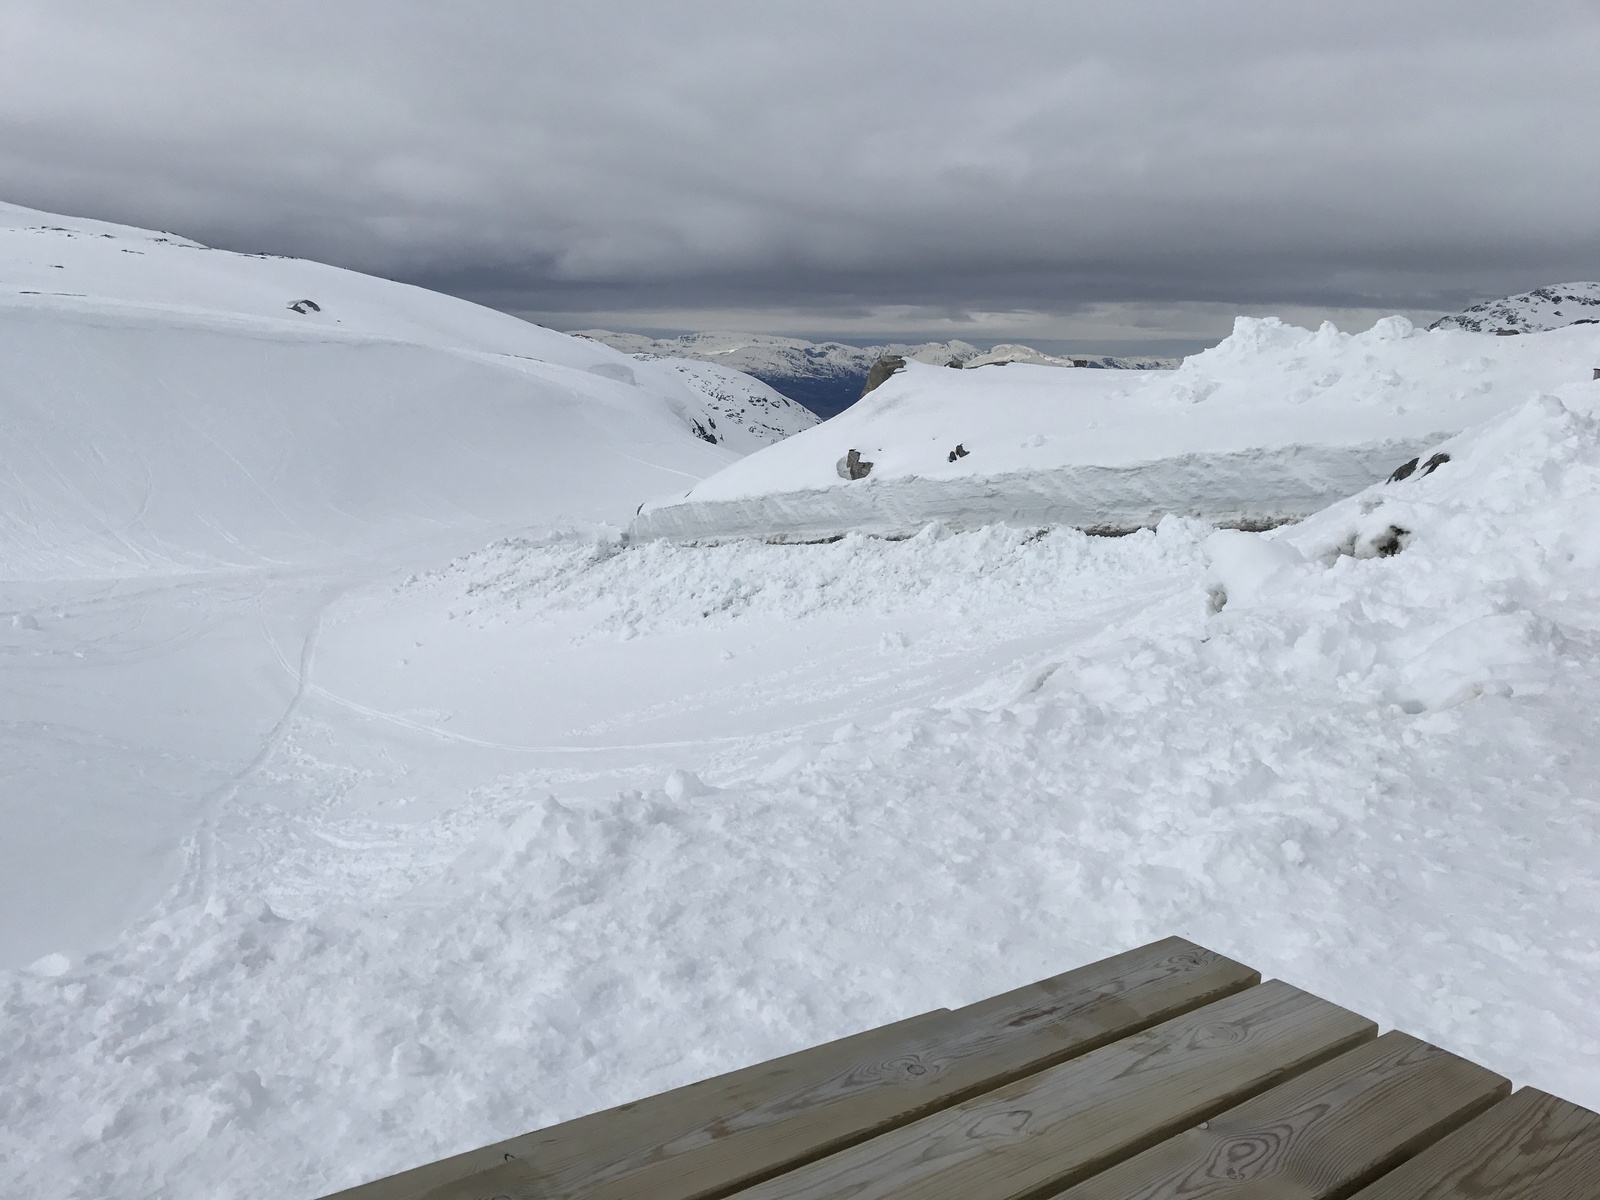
xmin=331 ymin=938 xmax=1257 ymax=1200
xmin=457 ymin=978 xmax=1370 ymax=1200
xmin=1349 ymin=1086 xmax=1600 ymax=1199
xmin=321 ymin=1005 xmax=953 ymax=1200
xmin=706 ymin=980 xmax=1373 ymax=1200
xmin=1055 ymin=1030 xmax=1508 ymax=1200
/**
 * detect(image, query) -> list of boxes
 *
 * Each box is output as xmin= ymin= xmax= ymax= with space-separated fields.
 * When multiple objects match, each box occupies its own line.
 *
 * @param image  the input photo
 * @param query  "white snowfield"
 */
xmin=632 ymin=315 xmax=1600 ymax=542
xmin=4 ymin=207 xmax=1600 ymax=1200
xmin=0 ymin=199 xmax=778 ymax=973
xmin=5 ymin=382 xmax=1600 ymax=1200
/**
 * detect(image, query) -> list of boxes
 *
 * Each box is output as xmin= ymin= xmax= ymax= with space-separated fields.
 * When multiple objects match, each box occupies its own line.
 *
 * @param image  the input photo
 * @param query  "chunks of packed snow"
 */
xmin=1429 ymin=281 xmax=1600 ymax=335
xmin=632 ymin=315 xmax=1600 ymax=542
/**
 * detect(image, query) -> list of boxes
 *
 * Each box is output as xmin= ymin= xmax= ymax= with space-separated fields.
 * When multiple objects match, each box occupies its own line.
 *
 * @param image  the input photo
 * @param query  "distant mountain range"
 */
xmin=1429 ymin=282 xmax=1600 ymax=335
xmin=574 ymin=330 xmax=1177 ymax=418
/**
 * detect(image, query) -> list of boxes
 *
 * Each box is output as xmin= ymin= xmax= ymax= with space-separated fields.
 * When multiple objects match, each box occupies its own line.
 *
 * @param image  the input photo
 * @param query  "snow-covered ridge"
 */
xmin=0 ymin=201 xmax=811 ymax=578
xmin=574 ymin=329 xmax=1170 ymax=419
xmin=1428 ymin=281 xmax=1600 ymax=335
xmin=631 ymin=314 xmax=1600 ymax=543
xmin=963 ymin=343 xmax=1178 ymax=371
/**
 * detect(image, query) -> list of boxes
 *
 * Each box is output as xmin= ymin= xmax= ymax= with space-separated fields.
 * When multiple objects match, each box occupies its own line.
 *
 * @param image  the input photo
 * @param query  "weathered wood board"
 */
xmin=329 ymin=937 xmax=1256 ymax=1200
xmin=630 ymin=981 xmax=1374 ymax=1200
xmin=1055 ymin=1030 xmax=1508 ymax=1200
xmin=1349 ymin=1085 xmax=1600 ymax=1199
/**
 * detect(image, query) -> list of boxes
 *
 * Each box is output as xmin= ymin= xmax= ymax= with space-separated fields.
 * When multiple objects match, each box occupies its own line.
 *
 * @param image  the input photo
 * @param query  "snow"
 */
xmin=4 ymin=205 xmax=1600 ymax=1200
xmin=630 ymin=356 xmax=819 ymax=451
xmin=1429 ymin=281 xmax=1600 ymax=335
xmin=0 ymin=198 xmax=776 ymax=971
xmin=632 ymin=315 xmax=1600 ymax=542
xmin=963 ymin=342 xmax=1178 ymax=370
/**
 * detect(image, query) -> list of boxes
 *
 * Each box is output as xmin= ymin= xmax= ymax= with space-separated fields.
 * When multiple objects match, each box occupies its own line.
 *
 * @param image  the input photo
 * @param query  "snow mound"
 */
xmin=1429 ymin=282 xmax=1600 ymax=335
xmin=630 ymin=315 xmax=1600 ymax=543
xmin=0 ymin=201 xmax=771 ymax=578
xmin=1250 ymin=390 xmax=1600 ymax=713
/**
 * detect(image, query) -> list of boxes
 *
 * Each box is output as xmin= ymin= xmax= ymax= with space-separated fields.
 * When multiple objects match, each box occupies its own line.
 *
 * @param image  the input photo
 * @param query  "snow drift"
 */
xmin=630 ymin=315 xmax=1600 ymax=543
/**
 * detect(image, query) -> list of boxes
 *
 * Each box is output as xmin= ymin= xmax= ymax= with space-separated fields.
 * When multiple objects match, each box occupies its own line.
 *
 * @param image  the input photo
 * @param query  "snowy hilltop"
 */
xmin=574 ymin=329 xmax=1171 ymax=419
xmin=632 ymin=314 xmax=1600 ymax=542
xmin=0 ymin=201 xmax=805 ymax=579
xmin=1428 ymin=281 xmax=1600 ymax=334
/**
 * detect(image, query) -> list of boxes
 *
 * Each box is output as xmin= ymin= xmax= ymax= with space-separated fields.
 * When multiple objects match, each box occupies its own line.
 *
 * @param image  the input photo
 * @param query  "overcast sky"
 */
xmin=3 ymin=1 xmax=1598 ymax=352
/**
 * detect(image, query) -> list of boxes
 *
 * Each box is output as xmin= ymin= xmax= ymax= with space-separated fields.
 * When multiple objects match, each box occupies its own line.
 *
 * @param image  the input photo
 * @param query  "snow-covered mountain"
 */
xmin=633 ymin=314 xmax=1600 ymax=542
xmin=1428 ymin=282 xmax=1600 ymax=334
xmin=638 ymin=357 xmax=818 ymax=450
xmin=573 ymin=330 xmax=981 ymax=418
xmin=575 ymin=330 xmax=1175 ymax=419
xmin=963 ymin=343 xmax=1179 ymax=370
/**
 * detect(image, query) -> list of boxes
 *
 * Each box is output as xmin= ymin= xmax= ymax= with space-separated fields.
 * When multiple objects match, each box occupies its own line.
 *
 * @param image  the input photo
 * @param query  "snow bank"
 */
xmin=632 ymin=315 xmax=1600 ymax=542
xmin=0 ymin=201 xmax=776 ymax=579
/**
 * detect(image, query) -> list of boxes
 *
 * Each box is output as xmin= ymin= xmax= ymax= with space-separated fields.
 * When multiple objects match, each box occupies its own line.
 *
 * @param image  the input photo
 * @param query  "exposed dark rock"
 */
xmin=835 ymin=449 xmax=874 ymax=480
xmin=1390 ymin=452 xmax=1450 ymax=483
xmin=1372 ymin=525 xmax=1409 ymax=557
xmin=859 ymin=355 xmax=906 ymax=397
xmin=1388 ymin=457 xmax=1420 ymax=482
xmin=946 ymin=443 xmax=969 ymax=463
xmin=287 ymin=299 xmax=321 ymax=314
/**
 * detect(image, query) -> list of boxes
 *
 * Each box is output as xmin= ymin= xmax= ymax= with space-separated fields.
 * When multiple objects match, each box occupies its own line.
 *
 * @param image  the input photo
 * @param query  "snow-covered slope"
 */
xmin=1428 ymin=281 xmax=1600 ymax=334
xmin=0 ymin=199 xmax=764 ymax=973
xmin=0 ymin=200 xmax=784 ymax=579
xmin=631 ymin=315 xmax=1600 ymax=543
xmin=636 ymin=357 xmax=819 ymax=450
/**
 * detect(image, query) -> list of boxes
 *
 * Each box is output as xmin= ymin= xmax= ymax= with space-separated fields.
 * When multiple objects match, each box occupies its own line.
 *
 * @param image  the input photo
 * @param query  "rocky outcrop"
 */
xmin=859 ymin=355 xmax=906 ymax=398
xmin=835 ymin=449 xmax=874 ymax=480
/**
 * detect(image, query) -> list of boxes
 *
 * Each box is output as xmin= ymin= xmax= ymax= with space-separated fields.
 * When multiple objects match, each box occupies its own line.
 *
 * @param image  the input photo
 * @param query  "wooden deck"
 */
xmin=324 ymin=937 xmax=1600 ymax=1200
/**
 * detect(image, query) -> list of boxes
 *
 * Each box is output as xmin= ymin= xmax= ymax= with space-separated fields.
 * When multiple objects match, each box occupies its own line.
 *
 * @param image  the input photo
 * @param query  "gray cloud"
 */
xmin=3 ymin=1 xmax=1598 ymax=349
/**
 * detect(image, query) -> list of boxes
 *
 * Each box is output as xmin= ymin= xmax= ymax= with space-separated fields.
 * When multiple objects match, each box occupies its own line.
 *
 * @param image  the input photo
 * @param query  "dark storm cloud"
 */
xmin=3 ymin=1 xmax=1598 ymax=344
